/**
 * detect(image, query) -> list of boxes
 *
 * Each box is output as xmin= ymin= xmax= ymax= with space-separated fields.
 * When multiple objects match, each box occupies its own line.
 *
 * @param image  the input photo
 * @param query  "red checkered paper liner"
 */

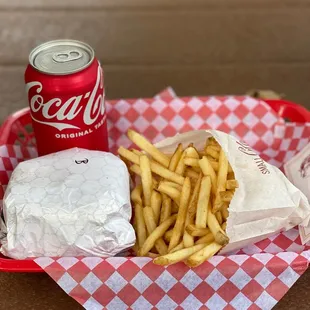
xmin=0 ymin=92 xmax=310 ymax=310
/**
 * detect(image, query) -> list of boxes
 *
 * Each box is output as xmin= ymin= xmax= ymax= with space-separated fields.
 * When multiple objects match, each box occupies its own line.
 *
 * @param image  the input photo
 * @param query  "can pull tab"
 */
xmin=52 ymin=50 xmax=82 ymax=63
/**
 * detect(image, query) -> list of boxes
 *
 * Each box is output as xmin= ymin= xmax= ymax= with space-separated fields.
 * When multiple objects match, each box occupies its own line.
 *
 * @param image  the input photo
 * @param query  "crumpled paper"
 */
xmin=0 ymin=148 xmax=135 ymax=259
xmin=155 ymin=130 xmax=310 ymax=254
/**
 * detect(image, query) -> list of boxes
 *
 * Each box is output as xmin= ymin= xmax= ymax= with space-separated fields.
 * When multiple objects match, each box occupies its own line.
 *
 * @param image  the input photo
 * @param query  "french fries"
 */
xmin=131 ymin=185 xmax=143 ymax=206
xmin=207 ymin=207 xmax=229 ymax=246
xmin=159 ymin=181 xmax=182 ymax=192
xmin=170 ymin=241 xmax=184 ymax=253
xmin=164 ymin=229 xmax=173 ymax=243
xmin=118 ymin=147 xmax=185 ymax=185
xmin=199 ymin=157 xmax=217 ymax=195
xmin=159 ymin=194 xmax=172 ymax=224
xmin=130 ymin=164 xmax=159 ymax=187
xmin=220 ymin=190 xmax=234 ymax=202
xmin=195 ymin=176 xmax=211 ymax=228
xmin=118 ymin=129 xmax=238 ymax=266
xmin=140 ymin=155 xmax=153 ymax=207
xmin=169 ymin=144 xmax=183 ymax=172
xmin=151 ymin=190 xmax=162 ymax=225
xmin=183 ymin=175 xmax=202 ymax=247
xmin=226 ymin=179 xmax=239 ymax=190
xmin=128 ymin=129 xmax=170 ymax=167
xmin=135 ymin=204 xmax=147 ymax=248
xmin=187 ymin=242 xmax=223 ymax=267
xmin=154 ymin=244 xmax=207 ymax=266
xmin=213 ymin=149 xmax=229 ymax=212
xmin=195 ymin=232 xmax=214 ymax=245
xmin=168 ymin=177 xmax=191 ymax=251
xmin=157 ymin=182 xmax=181 ymax=205
xmin=140 ymin=207 xmax=174 ymax=256
xmin=186 ymin=224 xmax=210 ymax=237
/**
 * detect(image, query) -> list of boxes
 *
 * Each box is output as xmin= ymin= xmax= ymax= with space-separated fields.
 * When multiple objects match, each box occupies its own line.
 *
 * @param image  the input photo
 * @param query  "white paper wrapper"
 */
xmin=0 ymin=148 xmax=135 ymax=259
xmin=155 ymin=130 xmax=310 ymax=254
xmin=284 ymin=142 xmax=310 ymax=244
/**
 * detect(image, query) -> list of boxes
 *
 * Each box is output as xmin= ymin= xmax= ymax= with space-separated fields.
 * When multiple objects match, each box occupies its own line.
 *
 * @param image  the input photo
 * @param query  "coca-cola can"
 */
xmin=25 ymin=39 xmax=108 ymax=156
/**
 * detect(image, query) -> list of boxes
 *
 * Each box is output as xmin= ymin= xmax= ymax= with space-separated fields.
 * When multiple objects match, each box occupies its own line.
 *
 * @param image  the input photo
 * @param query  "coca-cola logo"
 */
xmin=25 ymin=64 xmax=105 ymax=131
xmin=300 ymin=154 xmax=310 ymax=178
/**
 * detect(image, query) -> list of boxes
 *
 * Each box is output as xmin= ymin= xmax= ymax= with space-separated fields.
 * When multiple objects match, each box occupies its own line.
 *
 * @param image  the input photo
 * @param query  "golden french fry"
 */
xmin=131 ymin=184 xmax=143 ymax=206
xmin=147 ymin=252 xmax=160 ymax=258
xmin=227 ymin=171 xmax=235 ymax=180
xmin=127 ymin=129 xmax=170 ymax=167
xmin=185 ymin=146 xmax=200 ymax=159
xmin=221 ymin=204 xmax=229 ymax=221
xmin=183 ymin=174 xmax=202 ymax=247
xmin=186 ymin=174 xmax=202 ymax=223
xmin=184 ymin=157 xmax=200 ymax=168
xmin=141 ymin=207 xmax=176 ymax=256
xmin=157 ymin=183 xmax=181 ymax=206
xmin=169 ymin=144 xmax=183 ymax=172
xmin=196 ymin=176 xmax=211 ymax=228
xmin=135 ymin=204 xmax=147 ymax=248
xmin=176 ymin=146 xmax=199 ymax=176
xmin=209 ymin=161 xmax=219 ymax=172
xmin=171 ymin=202 xmax=179 ymax=213
xmin=169 ymin=177 xmax=191 ymax=251
xmin=118 ymin=146 xmax=140 ymax=165
xmin=185 ymin=168 xmax=199 ymax=179
xmin=142 ymin=207 xmax=168 ymax=256
xmin=213 ymin=149 xmax=229 ymax=212
xmin=175 ymin=151 xmax=186 ymax=176
xmin=151 ymin=190 xmax=162 ymax=225
xmin=131 ymin=149 xmax=143 ymax=156
xmin=226 ymin=179 xmax=239 ymax=190
xmin=130 ymin=164 xmax=159 ymax=187
xmin=207 ymin=207 xmax=229 ymax=246
xmin=140 ymin=155 xmax=153 ymax=207
xmin=220 ymin=190 xmax=234 ymax=202
xmin=207 ymin=144 xmax=221 ymax=152
xmin=206 ymin=155 xmax=217 ymax=163
xmin=154 ymin=244 xmax=207 ymax=266
xmin=151 ymin=161 xmax=185 ymax=185
xmin=119 ymin=147 xmax=185 ymax=185
xmin=170 ymin=241 xmax=184 ymax=253
xmin=160 ymin=194 xmax=172 ymax=224
xmin=187 ymin=242 xmax=222 ymax=267
xmin=130 ymin=164 xmax=142 ymax=175
xmin=186 ymin=224 xmax=210 ymax=237
xmin=207 ymin=137 xmax=220 ymax=147
xmin=222 ymin=222 xmax=227 ymax=231
xmin=216 ymin=210 xmax=223 ymax=225
xmin=159 ymin=181 xmax=182 ymax=192
xmin=164 ymin=229 xmax=173 ymax=243
xmin=205 ymin=145 xmax=220 ymax=159
xmin=198 ymin=155 xmax=220 ymax=172
xmin=199 ymin=157 xmax=217 ymax=195
xmin=195 ymin=232 xmax=215 ymax=245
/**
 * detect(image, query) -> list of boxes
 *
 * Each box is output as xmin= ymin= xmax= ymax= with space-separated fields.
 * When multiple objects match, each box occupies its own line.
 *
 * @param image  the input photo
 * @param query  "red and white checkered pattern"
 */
xmin=1 ymin=92 xmax=310 ymax=310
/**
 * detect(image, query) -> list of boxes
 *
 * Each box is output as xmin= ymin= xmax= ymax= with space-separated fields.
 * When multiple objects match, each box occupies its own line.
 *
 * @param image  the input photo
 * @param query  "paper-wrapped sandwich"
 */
xmin=0 ymin=148 xmax=135 ymax=259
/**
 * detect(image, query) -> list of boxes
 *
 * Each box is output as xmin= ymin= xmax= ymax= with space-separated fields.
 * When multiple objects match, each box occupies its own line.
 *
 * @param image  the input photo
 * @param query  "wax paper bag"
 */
xmin=155 ymin=129 xmax=310 ymax=254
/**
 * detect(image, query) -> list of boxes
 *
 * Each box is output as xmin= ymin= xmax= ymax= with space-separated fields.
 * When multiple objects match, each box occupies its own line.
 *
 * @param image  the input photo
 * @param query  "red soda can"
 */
xmin=24 ymin=39 xmax=109 ymax=156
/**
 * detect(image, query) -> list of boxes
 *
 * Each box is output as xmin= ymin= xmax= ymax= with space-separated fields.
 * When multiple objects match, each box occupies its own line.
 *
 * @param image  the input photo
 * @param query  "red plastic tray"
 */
xmin=0 ymin=99 xmax=309 ymax=272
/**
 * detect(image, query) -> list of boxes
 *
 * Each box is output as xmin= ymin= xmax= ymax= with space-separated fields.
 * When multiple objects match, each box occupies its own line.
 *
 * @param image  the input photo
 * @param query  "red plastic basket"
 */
xmin=0 ymin=99 xmax=309 ymax=272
